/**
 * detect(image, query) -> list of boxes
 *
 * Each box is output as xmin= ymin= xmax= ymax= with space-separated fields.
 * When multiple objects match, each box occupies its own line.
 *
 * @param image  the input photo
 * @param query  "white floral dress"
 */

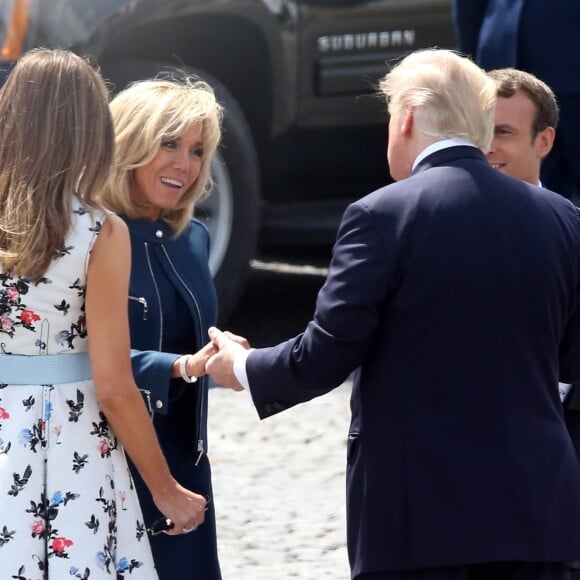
xmin=0 ymin=199 xmax=158 ymax=579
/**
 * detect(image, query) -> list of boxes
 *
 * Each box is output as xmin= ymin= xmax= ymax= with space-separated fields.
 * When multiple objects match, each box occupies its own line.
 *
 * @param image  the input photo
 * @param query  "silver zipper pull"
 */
xmin=139 ymin=297 xmax=149 ymax=320
xmin=139 ymin=388 xmax=153 ymax=418
xmin=129 ymin=296 xmax=149 ymax=320
xmin=195 ymin=439 xmax=204 ymax=466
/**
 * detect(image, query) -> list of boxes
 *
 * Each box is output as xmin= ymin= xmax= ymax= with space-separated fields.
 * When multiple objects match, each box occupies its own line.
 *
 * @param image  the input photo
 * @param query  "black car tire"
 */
xmin=104 ymin=60 xmax=260 ymax=323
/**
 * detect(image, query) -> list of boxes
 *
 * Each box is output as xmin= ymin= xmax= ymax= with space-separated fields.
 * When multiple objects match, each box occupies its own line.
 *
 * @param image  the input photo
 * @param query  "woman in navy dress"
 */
xmin=99 ymin=77 xmax=224 ymax=579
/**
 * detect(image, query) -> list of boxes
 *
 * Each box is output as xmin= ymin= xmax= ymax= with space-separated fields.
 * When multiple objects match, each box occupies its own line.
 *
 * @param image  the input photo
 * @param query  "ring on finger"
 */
xmin=182 ymin=526 xmax=196 ymax=534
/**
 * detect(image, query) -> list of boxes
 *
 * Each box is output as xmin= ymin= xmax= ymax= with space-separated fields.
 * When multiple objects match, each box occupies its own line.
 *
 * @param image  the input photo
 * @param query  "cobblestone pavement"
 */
xmin=208 ymin=382 xmax=352 ymax=580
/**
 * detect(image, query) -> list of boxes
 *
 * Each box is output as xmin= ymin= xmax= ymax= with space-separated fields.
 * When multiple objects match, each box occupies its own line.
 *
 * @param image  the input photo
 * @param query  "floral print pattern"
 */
xmin=0 ymin=275 xmax=43 ymax=338
xmin=0 ymin=199 xmax=157 ymax=578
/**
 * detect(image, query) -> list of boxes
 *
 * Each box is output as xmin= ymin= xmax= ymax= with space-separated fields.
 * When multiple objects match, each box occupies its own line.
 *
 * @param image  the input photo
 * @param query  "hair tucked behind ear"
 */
xmin=0 ymin=48 xmax=114 ymax=281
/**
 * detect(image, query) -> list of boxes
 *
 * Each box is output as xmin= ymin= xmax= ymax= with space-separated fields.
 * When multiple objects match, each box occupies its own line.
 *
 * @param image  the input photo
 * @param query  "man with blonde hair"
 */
xmin=207 ymin=49 xmax=580 ymax=579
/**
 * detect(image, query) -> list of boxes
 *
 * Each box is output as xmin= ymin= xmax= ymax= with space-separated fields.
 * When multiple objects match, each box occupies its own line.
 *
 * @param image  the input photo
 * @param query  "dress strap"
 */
xmin=0 ymin=352 xmax=92 ymax=384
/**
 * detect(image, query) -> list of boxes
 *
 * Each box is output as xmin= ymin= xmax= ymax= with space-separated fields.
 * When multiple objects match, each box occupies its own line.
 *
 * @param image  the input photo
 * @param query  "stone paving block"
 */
xmin=209 ymin=382 xmax=352 ymax=579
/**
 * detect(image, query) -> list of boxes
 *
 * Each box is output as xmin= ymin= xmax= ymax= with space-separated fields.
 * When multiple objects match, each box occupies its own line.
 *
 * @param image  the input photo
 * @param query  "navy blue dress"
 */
xmin=123 ymin=216 xmax=221 ymax=580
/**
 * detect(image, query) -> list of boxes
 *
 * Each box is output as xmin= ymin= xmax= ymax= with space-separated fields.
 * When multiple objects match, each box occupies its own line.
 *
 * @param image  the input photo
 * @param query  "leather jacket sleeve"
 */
xmin=130 ymin=348 xmax=180 ymax=416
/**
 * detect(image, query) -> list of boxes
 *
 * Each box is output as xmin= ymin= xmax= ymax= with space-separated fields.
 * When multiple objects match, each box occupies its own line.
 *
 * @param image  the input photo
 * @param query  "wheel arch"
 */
xmin=99 ymin=13 xmax=276 ymax=154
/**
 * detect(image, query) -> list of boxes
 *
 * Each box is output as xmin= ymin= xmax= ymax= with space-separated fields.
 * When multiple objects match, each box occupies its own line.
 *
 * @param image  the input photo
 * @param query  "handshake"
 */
xmin=192 ymin=326 xmax=251 ymax=390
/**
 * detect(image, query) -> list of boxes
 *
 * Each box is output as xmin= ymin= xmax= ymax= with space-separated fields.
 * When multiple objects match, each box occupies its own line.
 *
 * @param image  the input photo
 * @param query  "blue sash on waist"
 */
xmin=0 ymin=352 xmax=92 ymax=384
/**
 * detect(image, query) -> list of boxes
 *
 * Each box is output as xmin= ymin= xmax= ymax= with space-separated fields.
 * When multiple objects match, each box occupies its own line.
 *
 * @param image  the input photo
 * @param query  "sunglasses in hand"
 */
xmin=147 ymin=496 xmax=211 ymax=536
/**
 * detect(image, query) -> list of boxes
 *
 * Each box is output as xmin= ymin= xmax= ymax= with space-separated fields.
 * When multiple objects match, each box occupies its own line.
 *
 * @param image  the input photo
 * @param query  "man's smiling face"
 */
xmin=486 ymin=89 xmax=550 ymax=185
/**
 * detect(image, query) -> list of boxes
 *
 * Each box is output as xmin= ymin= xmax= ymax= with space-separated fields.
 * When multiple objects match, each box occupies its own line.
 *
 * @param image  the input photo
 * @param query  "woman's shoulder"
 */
xmin=184 ymin=217 xmax=211 ymax=249
xmin=72 ymin=196 xmax=111 ymax=230
xmin=189 ymin=217 xmax=210 ymax=236
xmin=71 ymin=198 xmax=127 ymax=258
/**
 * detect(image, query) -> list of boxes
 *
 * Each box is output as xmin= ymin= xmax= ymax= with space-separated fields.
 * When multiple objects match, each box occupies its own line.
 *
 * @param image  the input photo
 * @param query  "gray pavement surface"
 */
xmin=208 ymin=381 xmax=352 ymax=580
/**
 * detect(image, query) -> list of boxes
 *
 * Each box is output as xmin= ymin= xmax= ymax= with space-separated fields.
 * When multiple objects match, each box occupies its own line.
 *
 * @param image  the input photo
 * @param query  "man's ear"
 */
xmin=535 ymin=126 xmax=556 ymax=160
xmin=400 ymin=109 xmax=414 ymax=136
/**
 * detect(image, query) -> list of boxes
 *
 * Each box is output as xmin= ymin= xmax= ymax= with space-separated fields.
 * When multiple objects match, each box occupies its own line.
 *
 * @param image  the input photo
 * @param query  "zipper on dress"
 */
xmin=129 ymin=295 xmax=148 ymax=320
xmin=195 ymin=439 xmax=204 ymax=466
xmin=161 ymin=246 xmax=206 ymax=461
xmin=145 ymin=242 xmax=164 ymax=352
xmin=140 ymin=388 xmax=153 ymax=418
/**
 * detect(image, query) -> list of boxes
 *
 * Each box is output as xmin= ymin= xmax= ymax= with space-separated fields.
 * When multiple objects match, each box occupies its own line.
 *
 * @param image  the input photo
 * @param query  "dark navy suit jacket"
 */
xmin=454 ymin=0 xmax=580 ymax=93
xmin=247 ymin=146 xmax=580 ymax=576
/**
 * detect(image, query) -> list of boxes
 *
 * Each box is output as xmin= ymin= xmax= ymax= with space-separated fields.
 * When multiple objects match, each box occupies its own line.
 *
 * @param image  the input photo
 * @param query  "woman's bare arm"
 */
xmin=85 ymin=213 xmax=206 ymax=533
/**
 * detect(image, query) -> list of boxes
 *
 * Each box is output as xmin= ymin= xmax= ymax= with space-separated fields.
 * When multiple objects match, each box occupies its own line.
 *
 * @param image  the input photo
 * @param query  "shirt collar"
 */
xmin=412 ymin=138 xmax=478 ymax=172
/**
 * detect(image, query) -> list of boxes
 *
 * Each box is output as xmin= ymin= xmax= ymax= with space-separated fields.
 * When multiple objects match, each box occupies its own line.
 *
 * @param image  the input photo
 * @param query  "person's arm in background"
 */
xmin=559 ymin=206 xmax=580 ymax=459
xmin=560 ymin=263 xmax=580 ymax=457
xmin=453 ymin=0 xmax=489 ymax=56
xmin=560 ymin=298 xmax=580 ymax=406
xmin=85 ymin=214 xmax=206 ymax=534
xmin=559 ymin=210 xmax=580 ymax=386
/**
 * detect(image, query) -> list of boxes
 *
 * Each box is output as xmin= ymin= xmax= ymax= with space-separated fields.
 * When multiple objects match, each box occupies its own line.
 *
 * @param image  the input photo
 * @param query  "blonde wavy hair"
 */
xmin=0 ymin=48 xmax=114 ymax=281
xmin=380 ymin=49 xmax=497 ymax=152
xmin=100 ymin=76 xmax=223 ymax=235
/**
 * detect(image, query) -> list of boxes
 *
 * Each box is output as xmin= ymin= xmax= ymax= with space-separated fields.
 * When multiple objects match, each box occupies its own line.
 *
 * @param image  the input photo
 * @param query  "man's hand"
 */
xmin=206 ymin=326 xmax=248 ymax=390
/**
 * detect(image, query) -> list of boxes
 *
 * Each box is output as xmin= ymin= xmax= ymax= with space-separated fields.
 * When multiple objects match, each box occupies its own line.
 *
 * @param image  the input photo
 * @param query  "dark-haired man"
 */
xmin=453 ymin=0 xmax=580 ymax=203
xmin=487 ymin=69 xmax=580 ymax=482
xmin=486 ymin=67 xmax=557 ymax=187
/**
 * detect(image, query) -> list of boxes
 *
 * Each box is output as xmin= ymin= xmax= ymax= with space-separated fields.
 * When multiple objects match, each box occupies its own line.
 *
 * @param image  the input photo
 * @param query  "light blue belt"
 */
xmin=0 ymin=352 xmax=92 ymax=384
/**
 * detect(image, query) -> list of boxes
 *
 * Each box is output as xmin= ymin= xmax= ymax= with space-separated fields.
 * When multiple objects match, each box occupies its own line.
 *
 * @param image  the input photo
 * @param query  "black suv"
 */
xmin=1 ymin=0 xmax=455 ymax=319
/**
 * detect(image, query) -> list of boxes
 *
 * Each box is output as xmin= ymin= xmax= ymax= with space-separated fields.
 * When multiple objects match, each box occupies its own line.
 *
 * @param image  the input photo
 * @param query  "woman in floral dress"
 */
xmin=0 ymin=49 xmax=209 ymax=579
